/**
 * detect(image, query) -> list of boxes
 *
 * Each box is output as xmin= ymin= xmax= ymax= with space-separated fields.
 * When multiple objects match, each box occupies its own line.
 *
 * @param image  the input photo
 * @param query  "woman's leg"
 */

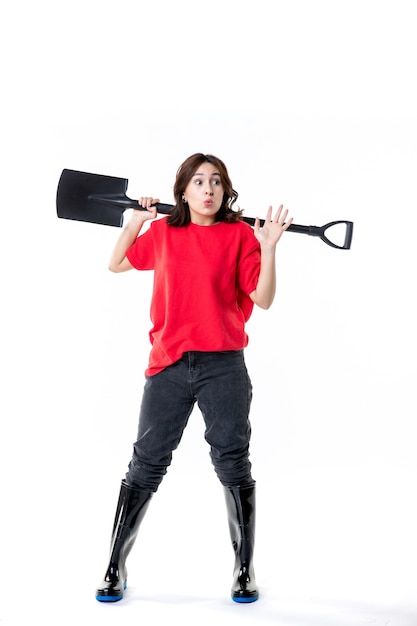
xmin=194 ymin=350 xmax=254 ymax=487
xmin=97 ymin=356 xmax=196 ymax=601
xmin=193 ymin=350 xmax=258 ymax=602
xmin=126 ymin=356 xmax=196 ymax=492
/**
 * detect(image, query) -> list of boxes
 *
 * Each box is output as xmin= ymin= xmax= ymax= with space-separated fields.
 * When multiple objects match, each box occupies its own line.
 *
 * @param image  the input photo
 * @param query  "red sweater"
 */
xmin=126 ymin=217 xmax=261 ymax=376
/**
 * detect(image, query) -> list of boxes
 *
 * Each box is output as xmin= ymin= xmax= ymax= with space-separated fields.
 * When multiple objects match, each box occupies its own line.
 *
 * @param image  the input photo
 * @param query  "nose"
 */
xmin=205 ymin=186 xmax=213 ymax=195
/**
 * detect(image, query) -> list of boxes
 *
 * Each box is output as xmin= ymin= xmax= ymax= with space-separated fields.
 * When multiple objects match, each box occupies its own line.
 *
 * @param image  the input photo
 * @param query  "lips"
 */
xmin=204 ymin=200 xmax=213 ymax=207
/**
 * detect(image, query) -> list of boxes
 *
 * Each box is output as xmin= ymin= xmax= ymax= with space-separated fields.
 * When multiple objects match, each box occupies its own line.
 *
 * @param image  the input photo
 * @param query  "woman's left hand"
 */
xmin=254 ymin=205 xmax=293 ymax=247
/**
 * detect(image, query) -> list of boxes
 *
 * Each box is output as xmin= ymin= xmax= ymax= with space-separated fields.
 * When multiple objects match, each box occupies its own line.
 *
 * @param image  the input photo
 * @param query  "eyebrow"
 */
xmin=192 ymin=171 xmax=221 ymax=177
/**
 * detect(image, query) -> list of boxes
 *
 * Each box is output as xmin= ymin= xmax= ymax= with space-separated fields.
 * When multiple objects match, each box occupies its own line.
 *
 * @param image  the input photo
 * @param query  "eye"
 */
xmin=194 ymin=179 xmax=202 ymax=185
xmin=212 ymin=179 xmax=221 ymax=185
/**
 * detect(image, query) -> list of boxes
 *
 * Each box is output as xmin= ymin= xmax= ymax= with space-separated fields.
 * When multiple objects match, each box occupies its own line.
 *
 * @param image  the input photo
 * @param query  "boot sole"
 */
xmin=232 ymin=594 xmax=259 ymax=603
xmin=96 ymin=594 xmax=123 ymax=602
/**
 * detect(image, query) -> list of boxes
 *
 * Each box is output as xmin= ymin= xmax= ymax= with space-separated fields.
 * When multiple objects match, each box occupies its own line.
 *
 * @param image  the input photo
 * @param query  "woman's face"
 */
xmin=183 ymin=162 xmax=224 ymax=225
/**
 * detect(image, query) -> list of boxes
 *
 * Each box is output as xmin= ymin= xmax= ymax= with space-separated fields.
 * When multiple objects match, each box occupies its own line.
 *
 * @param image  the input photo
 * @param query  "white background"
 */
xmin=1 ymin=1 xmax=416 ymax=625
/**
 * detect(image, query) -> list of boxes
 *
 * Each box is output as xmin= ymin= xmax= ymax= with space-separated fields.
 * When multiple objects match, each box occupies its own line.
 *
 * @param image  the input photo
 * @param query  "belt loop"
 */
xmin=188 ymin=351 xmax=197 ymax=374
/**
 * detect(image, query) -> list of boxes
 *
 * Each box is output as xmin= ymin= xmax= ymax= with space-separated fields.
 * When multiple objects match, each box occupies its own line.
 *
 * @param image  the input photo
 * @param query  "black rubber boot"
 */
xmin=96 ymin=480 xmax=153 ymax=602
xmin=224 ymin=483 xmax=259 ymax=603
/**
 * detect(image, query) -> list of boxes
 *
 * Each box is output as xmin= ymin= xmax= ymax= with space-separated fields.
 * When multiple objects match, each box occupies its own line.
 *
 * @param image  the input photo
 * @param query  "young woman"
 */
xmin=96 ymin=153 xmax=293 ymax=604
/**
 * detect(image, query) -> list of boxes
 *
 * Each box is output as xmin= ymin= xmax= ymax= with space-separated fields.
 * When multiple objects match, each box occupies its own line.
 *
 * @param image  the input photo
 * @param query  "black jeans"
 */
xmin=125 ymin=350 xmax=255 ymax=492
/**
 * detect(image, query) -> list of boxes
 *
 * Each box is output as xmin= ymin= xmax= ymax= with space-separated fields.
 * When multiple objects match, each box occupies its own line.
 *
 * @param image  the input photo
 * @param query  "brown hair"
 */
xmin=167 ymin=153 xmax=243 ymax=226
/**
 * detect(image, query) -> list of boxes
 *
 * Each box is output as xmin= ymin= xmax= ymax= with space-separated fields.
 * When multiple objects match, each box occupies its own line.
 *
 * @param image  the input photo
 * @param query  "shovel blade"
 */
xmin=56 ymin=169 xmax=129 ymax=227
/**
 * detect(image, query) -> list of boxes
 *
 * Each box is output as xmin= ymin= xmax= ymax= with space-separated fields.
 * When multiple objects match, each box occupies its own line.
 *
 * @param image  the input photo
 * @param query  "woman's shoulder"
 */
xmin=149 ymin=216 xmax=170 ymax=232
xmin=227 ymin=218 xmax=257 ymax=239
xmin=223 ymin=218 xmax=253 ymax=231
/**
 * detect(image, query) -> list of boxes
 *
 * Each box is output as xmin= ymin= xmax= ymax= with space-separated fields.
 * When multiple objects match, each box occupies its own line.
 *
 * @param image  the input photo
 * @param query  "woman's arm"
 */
xmin=249 ymin=205 xmax=293 ymax=309
xmin=108 ymin=198 xmax=158 ymax=273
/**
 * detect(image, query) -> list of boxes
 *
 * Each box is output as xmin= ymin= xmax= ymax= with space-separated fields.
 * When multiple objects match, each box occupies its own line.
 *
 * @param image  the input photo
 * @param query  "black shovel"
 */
xmin=56 ymin=169 xmax=354 ymax=250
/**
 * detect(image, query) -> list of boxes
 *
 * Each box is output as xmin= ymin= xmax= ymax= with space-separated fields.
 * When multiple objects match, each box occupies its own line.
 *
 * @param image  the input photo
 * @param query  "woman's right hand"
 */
xmin=138 ymin=196 xmax=160 ymax=208
xmin=129 ymin=197 xmax=160 ymax=225
xmin=109 ymin=196 xmax=160 ymax=272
